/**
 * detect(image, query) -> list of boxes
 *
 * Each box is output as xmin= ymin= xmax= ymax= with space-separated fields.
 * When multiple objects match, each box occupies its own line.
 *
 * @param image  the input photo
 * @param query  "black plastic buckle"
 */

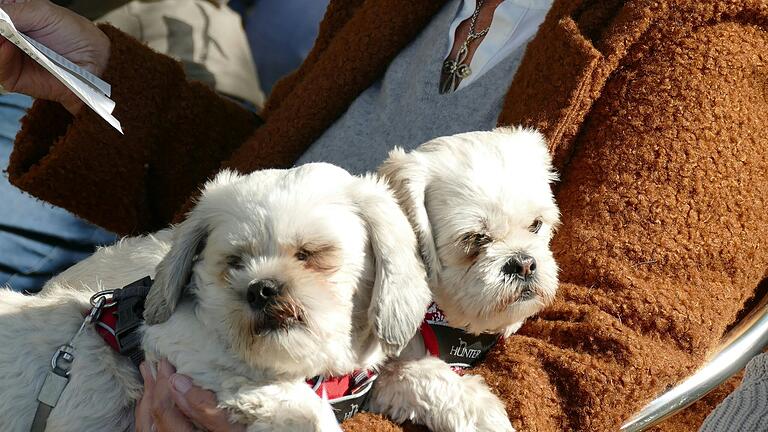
xmin=114 ymin=276 xmax=153 ymax=368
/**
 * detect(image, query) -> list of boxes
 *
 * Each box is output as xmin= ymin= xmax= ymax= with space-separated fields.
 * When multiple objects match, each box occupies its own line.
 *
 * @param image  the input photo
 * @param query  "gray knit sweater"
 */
xmin=294 ymin=0 xmax=533 ymax=174
xmin=700 ymin=353 xmax=768 ymax=431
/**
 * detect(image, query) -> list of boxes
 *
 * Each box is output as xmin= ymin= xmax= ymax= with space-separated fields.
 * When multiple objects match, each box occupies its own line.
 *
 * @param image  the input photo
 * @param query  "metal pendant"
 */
xmin=440 ymin=43 xmax=472 ymax=94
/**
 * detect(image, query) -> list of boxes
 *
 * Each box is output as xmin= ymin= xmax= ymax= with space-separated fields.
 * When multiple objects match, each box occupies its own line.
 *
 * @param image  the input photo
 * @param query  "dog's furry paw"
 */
xmin=461 ymin=374 xmax=515 ymax=432
xmin=372 ymin=357 xmax=514 ymax=432
xmin=298 ymin=396 xmax=343 ymax=432
xmin=224 ymin=381 xmax=342 ymax=432
xmin=245 ymin=402 xmax=340 ymax=432
xmin=242 ymin=403 xmax=340 ymax=432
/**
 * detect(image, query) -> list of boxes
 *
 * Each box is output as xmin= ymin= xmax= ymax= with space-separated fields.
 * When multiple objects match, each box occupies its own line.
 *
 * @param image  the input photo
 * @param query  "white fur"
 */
xmin=50 ymin=229 xmax=173 ymax=292
xmin=373 ymin=128 xmax=561 ymax=432
xmin=0 ymin=163 xmax=430 ymax=431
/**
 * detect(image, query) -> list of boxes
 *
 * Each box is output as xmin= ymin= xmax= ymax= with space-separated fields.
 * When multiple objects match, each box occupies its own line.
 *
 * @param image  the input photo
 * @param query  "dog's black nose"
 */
xmin=247 ymin=279 xmax=281 ymax=308
xmin=502 ymin=255 xmax=536 ymax=280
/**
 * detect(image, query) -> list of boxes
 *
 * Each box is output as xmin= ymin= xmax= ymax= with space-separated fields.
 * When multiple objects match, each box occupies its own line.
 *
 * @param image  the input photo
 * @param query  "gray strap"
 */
xmin=30 ymin=366 xmax=70 ymax=432
xmin=28 ymin=292 xmax=112 ymax=431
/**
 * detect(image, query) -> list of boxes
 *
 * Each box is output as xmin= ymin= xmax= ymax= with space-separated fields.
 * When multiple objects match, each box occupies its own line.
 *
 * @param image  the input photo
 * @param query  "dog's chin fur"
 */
xmin=373 ymin=127 xmax=561 ymax=432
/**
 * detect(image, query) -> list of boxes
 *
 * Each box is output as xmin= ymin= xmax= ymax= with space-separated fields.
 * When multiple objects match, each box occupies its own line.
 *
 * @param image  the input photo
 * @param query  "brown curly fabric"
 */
xmin=7 ymin=0 xmax=768 ymax=430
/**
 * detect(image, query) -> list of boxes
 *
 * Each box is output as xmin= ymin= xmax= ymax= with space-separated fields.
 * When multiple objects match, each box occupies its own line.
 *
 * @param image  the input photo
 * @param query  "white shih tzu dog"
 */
xmin=371 ymin=128 xmax=561 ymax=432
xmin=0 ymin=163 xmax=430 ymax=432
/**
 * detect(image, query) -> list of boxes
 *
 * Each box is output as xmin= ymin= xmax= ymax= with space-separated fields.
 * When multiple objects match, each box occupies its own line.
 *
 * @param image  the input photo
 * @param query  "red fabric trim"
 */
xmin=420 ymin=301 xmax=443 ymax=357
xmin=310 ymin=375 xmax=352 ymax=400
xmin=307 ymin=370 xmax=376 ymax=401
xmin=420 ymin=320 xmax=440 ymax=357
xmin=93 ymin=305 xmax=120 ymax=352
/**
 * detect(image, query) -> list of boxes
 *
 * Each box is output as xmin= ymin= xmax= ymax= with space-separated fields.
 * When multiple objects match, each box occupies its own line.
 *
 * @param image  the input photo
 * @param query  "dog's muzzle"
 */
xmin=247 ymin=280 xmax=304 ymax=334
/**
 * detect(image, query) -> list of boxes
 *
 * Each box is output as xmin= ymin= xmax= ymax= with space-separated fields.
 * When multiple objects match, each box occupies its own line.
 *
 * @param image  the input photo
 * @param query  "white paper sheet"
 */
xmin=0 ymin=8 xmax=122 ymax=133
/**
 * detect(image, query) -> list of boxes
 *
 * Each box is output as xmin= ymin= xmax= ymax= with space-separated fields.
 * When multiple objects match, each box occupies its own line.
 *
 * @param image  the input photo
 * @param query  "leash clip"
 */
xmin=90 ymin=289 xmax=117 ymax=309
xmin=45 ymin=293 xmax=111 ymax=380
xmin=49 ymin=344 xmax=75 ymax=376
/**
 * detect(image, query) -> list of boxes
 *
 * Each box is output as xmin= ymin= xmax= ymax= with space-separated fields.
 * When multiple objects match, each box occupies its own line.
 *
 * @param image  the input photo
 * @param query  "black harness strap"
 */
xmin=113 ymin=277 xmax=153 ymax=368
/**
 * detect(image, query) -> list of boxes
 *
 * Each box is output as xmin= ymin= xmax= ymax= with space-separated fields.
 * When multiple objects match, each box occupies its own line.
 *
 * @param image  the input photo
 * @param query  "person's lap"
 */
xmin=0 ymin=93 xmax=116 ymax=293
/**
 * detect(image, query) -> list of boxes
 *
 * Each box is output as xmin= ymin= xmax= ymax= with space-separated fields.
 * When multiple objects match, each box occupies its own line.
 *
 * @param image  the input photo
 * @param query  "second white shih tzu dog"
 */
xmin=0 ymin=163 xmax=430 ymax=431
xmin=372 ymin=128 xmax=561 ymax=432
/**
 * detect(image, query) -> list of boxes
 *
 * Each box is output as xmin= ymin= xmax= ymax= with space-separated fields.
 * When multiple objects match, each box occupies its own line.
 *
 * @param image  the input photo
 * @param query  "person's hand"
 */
xmin=135 ymin=359 xmax=246 ymax=432
xmin=0 ymin=0 xmax=110 ymax=114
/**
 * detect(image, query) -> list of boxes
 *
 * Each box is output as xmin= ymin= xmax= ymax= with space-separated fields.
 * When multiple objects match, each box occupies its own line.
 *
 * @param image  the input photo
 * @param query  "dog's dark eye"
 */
xmin=529 ymin=218 xmax=543 ymax=234
xmin=472 ymin=234 xmax=491 ymax=247
xmin=296 ymin=249 xmax=310 ymax=261
xmin=460 ymin=232 xmax=492 ymax=256
xmin=226 ymin=255 xmax=244 ymax=269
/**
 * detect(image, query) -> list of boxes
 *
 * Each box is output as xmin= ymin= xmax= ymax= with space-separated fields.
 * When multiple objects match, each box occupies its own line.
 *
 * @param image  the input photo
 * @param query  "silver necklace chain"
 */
xmin=440 ymin=0 xmax=492 ymax=94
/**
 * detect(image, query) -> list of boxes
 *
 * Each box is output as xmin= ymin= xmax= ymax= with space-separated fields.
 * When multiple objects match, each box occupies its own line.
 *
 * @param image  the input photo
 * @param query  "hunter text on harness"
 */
xmin=420 ymin=302 xmax=502 ymax=370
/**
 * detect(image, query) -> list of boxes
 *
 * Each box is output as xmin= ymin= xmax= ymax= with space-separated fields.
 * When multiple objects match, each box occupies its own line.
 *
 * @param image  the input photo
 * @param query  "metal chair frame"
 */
xmin=622 ymin=295 xmax=768 ymax=431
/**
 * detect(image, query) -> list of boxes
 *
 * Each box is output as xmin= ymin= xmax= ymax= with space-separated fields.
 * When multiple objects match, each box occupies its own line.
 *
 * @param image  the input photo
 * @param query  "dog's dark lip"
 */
xmin=256 ymin=320 xmax=299 ymax=331
xmin=514 ymin=279 xmax=539 ymax=302
xmin=251 ymin=310 xmax=305 ymax=335
xmin=517 ymin=287 xmax=536 ymax=301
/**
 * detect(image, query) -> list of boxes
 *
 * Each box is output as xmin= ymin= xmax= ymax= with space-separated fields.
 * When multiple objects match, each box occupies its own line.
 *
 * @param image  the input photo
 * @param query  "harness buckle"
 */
xmin=50 ymin=344 xmax=75 ymax=376
xmin=114 ymin=276 xmax=153 ymax=367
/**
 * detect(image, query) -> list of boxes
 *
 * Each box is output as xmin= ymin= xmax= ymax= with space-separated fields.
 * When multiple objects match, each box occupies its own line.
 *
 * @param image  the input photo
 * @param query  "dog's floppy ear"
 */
xmin=378 ymin=147 xmax=440 ymax=283
xmin=351 ymin=174 xmax=431 ymax=356
xmin=143 ymin=213 xmax=208 ymax=325
xmin=143 ymin=170 xmax=244 ymax=324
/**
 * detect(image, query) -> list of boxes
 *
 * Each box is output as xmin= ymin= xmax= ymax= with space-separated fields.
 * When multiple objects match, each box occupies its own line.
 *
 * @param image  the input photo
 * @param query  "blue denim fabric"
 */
xmin=0 ymin=94 xmax=117 ymax=293
xmin=244 ymin=0 xmax=329 ymax=93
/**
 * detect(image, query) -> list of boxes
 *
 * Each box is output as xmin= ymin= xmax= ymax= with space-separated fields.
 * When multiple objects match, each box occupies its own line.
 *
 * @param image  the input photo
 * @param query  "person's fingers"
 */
xmin=135 ymin=362 xmax=157 ymax=432
xmin=0 ymin=36 xmax=22 ymax=90
xmin=151 ymin=359 xmax=174 ymax=417
xmin=150 ymin=359 xmax=195 ymax=432
xmin=141 ymin=361 xmax=156 ymax=389
xmin=0 ymin=1 xmax=49 ymax=31
xmin=153 ymin=359 xmax=177 ymax=408
xmin=170 ymin=374 xmax=246 ymax=432
xmin=0 ymin=0 xmax=107 ymax=112
xmin=0 ymin=1 xmax=77 ymax=45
